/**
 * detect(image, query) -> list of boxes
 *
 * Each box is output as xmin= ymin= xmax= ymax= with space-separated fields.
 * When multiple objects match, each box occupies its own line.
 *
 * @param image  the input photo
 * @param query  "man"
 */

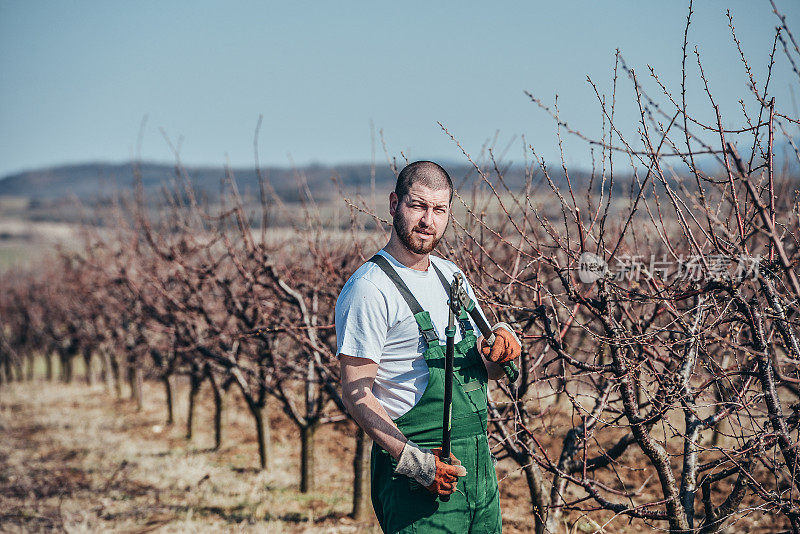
xmin=336 ymin=161 xmax=521 ymax=533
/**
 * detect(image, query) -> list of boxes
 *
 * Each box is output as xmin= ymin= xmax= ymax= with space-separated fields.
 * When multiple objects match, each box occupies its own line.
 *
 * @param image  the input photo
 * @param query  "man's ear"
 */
xmin=389 ymin=192 xmax=399 ymax=217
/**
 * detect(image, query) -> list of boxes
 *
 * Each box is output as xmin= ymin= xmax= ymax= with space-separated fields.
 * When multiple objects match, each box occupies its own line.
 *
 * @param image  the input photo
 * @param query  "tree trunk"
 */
xmin=163 ymin=374 xmax=174 ymax=426
xmin=129 ymin=364 xmax=143 ymax=411
xmin=10 ymin=355 xmax=22 ymax=382
xmin=100 ymin=350 xmax=109 ymax=385
xmin=790 ymin=515 xmax=800 ymax=534
xmin=186 ymin=374 xmax=202 ymax=440
xmin=101 ymin=350 xmax=114 ymax=393
xmin=350 ymin=426 xmax=372 ymax=520
xmin=523 ymin=460 xmax=550 ymax=534
xmin=553 ymin=357 xmax=566 ymax=406
xmin=208 ymin=372 xmax=223 ymax=450
xmin=711 ymin=419 xmax=725 ymax=448
xmin=25 ymin=354 xmax=34 ymax=381
xmin=111 ymin=354 xmax=122 ymax=398
xmin=45 ymin=351 xmax=53 ymax=381
xmin=300 ymin=423 xmax=318 ymax=493
xmin=83 ymin=349 xmax=94 ymax=385
xmin=127 ymin=362 xmax=135 ymax=399
xmin=249 ymin=400 xmax=272 ymax=470
xmin=135 ymin=367 xmax=144 ymax=410
xmin=61 ymin=353 xmax=73 ymax=383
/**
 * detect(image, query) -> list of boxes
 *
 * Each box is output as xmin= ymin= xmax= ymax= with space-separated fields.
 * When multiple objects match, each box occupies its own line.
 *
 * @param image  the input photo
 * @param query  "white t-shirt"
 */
xmin=335 ymin=249 xmax=487 ymax=420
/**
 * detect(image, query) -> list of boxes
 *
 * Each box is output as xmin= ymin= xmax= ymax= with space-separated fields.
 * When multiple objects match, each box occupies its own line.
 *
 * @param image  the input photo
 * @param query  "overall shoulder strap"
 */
xmin=430 ymin=261 xmax=452 ymax=293
xmin=368 ymin=254 xmax=439 ymax=346
xmin=369 ymin=255 xmax=425 ymax=315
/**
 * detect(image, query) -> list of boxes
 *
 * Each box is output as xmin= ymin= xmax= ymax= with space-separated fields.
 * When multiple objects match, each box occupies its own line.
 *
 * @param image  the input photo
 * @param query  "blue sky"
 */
xmin=1 ymin=1 xmax=798 ymax=179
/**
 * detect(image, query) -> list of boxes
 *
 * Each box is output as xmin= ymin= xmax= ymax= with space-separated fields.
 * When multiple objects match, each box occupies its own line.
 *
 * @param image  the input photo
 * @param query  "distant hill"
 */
xmin=0 ymin=162 xmax=396 ymax=203
xmin=1 ymin=147 xmax=796 ymax=206
xmin=0 ymin=161 xmax=549 ymax=205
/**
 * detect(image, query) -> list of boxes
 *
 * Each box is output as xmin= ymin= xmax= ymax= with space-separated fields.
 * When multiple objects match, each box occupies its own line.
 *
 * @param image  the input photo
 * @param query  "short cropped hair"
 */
xmin=395 ymin=161 xmax=453 ymax=203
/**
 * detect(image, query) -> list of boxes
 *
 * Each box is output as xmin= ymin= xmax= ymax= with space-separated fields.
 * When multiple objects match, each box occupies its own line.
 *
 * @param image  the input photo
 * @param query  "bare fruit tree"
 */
xmin=424 ymin=3 xmax=800 ymax=532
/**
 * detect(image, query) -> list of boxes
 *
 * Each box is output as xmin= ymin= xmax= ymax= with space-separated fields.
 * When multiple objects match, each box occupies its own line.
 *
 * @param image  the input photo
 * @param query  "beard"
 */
xmin=393 ymin=214 xmax=443 ymax=255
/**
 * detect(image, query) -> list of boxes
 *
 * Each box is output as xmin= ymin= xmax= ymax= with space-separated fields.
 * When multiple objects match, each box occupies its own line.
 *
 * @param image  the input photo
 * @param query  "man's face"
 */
xmin=390 ymin=183 xmax=451 ymax=255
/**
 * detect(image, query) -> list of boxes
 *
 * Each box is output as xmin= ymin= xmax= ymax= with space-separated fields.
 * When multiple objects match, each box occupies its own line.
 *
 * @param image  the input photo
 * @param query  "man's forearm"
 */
xmin=346 ymin=387 xmax=409 ymax=459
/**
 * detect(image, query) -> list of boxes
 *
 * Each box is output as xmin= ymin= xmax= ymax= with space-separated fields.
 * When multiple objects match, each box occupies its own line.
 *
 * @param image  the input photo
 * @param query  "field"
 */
xmin=0 ymin=209 xmax=78 ymax=271
xmin=1 ymin=370 xmax=573 ymax=534
xmin=2 ymin=365 xmax=792 ymax=533
xmin=2 ymin=64 xmax=800 ymax=531
xmin=2 ymin=190 xmax=799 ymax=533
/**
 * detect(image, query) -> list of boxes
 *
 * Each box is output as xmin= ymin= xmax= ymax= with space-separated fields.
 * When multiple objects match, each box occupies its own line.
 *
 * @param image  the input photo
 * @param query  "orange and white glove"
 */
xmin=425 ymin=447 xmax=467 ymax=496
xmin=394 ymin=440 xmax=467 ymax=496
xmin=480 ymin=322 xmax=521 ymax=364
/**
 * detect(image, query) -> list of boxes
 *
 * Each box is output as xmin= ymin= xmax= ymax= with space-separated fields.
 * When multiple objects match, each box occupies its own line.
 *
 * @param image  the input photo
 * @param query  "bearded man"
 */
xmin=336 ymin=161 xmax=521 ymax=533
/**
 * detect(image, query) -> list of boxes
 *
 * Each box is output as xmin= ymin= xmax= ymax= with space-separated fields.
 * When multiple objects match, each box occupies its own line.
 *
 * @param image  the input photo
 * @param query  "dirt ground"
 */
xmin=0 ymin=377 xmax=789 ymax=533
xmin=1 ymin=379 xmax=381 ymax=533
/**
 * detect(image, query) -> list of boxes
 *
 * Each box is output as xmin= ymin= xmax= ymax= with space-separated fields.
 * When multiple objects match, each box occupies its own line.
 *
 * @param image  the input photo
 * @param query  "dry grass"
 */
xmin=0 ymin=373 xmax=571 ymax=533
xmin=0 ymin=379 xmax=380 ymax=533
xmin=0 ymin=215 xmax=79 ymax=271
xmin=0 ymin=371 xmax=790 ymax=533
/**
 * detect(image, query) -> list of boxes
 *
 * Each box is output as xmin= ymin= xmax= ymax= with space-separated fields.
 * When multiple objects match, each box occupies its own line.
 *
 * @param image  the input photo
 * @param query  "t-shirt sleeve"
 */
xmin=335 ymin=277 xmax=389 ymax=363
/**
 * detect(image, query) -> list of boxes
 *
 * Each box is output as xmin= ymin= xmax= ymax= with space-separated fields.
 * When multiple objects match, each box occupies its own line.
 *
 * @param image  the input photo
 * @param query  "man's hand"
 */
xmin=425 ymin=447 xmax=468 ymax=496
xmin=479 ymin=322 xmax=521 ymax=364
xmin=394 ymin=441 xmax=467 ymax=496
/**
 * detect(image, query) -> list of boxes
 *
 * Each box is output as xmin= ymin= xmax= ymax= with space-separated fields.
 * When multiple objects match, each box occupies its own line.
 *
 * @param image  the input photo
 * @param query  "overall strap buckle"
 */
xmin=421 ymin=328 xmax=439 ymax=345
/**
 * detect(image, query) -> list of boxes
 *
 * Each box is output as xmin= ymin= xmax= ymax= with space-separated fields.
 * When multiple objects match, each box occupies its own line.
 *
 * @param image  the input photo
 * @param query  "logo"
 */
xmin=578 ymin=252 xmax=608 ymax=284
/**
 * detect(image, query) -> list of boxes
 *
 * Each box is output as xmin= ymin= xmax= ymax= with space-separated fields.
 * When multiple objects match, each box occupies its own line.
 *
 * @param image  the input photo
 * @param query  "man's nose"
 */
xmin=419 ymin=207 xmax=434 ymax=226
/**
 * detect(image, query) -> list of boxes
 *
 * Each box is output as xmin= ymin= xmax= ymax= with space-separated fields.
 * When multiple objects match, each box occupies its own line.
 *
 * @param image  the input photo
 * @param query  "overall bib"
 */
xmin=368 ymin=255 xmax=502 ymax=534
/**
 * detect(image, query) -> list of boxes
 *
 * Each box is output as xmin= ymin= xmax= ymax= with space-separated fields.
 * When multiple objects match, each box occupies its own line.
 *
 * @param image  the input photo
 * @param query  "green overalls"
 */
xmin=368 ymin=255 xmax=502 ymax=534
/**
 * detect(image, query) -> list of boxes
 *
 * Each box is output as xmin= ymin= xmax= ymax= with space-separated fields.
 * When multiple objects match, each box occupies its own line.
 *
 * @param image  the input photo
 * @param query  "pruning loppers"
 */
xmin=448 ymin=273 xmax=519 ymax=383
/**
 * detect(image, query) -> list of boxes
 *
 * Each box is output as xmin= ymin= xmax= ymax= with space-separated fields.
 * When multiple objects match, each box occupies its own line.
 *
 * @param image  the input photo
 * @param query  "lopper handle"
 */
xmin=440 ymin=305 xmax=456 ymax=503
xmin=439 ymin=453 xmax=452 ymax=503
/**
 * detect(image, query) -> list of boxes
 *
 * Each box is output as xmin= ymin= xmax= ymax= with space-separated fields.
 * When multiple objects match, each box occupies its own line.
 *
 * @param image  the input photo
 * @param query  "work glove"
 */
xmin=480 ymin=322 xmax=521 ymax=364
xmin=394 ymin=440 xmax=467 ymax=496
xmin=425 ymin=447 xmax=467 ymax=497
